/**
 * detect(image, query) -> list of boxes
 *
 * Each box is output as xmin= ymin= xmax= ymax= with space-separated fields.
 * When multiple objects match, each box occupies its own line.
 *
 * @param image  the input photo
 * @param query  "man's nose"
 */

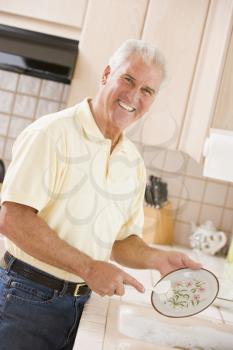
xmin=126 ymin=87 xmax=140 ymax=105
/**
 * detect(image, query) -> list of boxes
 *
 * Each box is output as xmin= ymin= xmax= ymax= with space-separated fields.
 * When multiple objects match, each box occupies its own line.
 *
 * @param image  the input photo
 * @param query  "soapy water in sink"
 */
xmin=119 ymin=313 xmax=233 ymax=350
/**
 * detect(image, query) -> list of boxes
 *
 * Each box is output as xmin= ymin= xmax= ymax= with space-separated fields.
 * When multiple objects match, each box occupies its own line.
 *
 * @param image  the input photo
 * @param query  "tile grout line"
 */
xmin=33 ymin=78 xmax=43 ymax=120
xmin=0 ymin=81 xmax=65 ymax=103
xmin=101 ymin=297 xmax=111 ymax=350
xmin=196 ymin=176 xmax=208 ymax=225
xmin=219 ymin=182 xmax=231 ymax=232
xmin=2 ymin=73 xmax=20 ymax=161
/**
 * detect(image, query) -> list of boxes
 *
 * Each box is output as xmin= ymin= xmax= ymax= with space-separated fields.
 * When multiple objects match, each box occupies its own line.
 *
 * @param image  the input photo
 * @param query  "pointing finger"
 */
xmin=123 ymin=272 xmax=145 ymax=293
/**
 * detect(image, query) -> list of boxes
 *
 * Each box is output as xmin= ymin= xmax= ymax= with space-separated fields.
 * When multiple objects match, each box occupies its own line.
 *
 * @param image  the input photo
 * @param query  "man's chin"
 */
xmin=113 ymin=115 xmax=136 ymax=130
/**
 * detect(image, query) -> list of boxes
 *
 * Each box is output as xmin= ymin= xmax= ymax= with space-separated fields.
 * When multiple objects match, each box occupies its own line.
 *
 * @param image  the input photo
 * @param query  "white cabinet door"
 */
xmin=0 ymin=0 xmax=88 ymax=38
xmin=0 ymin=0 xmax=87 ymax=28
xmin=128 ymin=0 xmax=233 ymax=163
xmin=212 ymin=30 xmax=233 ymax=131
xmin=68 ymin=0 xmax=148 ymax=105
xmin=179 ymin=0 xmax=233 ymax=161
xmin=128 ymin=0 xmax=210 ymax=149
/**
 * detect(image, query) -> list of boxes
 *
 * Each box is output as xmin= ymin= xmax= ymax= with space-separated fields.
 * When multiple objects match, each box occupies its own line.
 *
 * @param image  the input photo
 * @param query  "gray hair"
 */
xmin=108 ymin=39 xmax=167 ymax=81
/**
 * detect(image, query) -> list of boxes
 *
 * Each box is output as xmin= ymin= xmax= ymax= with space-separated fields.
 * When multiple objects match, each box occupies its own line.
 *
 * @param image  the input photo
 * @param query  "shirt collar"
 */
xmin=76 ymin=97 xmax=106 ymax=143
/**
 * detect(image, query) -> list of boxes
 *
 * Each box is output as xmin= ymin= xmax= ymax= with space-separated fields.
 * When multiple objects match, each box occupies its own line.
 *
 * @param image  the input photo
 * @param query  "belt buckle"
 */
xmin=74 ymin=284 xmax=81 ymax=297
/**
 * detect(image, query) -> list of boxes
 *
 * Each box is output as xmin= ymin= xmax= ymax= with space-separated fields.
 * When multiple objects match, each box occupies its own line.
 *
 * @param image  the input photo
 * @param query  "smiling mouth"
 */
xmin=118 ymin=100 xmax=136 ymax=112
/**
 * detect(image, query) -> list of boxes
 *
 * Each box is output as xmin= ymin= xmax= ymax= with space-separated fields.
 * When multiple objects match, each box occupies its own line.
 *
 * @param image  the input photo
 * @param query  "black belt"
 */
xmin=3 ymin=251 xmax=91 ymax=297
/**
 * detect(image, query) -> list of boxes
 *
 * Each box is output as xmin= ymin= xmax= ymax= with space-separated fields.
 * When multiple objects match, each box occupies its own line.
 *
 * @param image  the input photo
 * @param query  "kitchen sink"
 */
xmin=115 ymin=339 xmax=170 ymax=349
xmin=103 ymin=300 xmax=233 ymax=350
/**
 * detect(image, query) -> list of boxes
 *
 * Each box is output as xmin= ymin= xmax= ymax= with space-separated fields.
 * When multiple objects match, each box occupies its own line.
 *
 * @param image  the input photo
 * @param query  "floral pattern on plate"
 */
xmin=151 ymin=268 xmax=219 ymax=317
xmin=165 ymin=279 xmax=207 ymax=310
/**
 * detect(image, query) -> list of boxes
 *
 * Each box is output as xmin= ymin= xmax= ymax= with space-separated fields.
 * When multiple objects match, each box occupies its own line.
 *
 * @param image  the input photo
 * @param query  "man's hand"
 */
xmin=84 ymin=260 xmax=145 ymax=296
xmin=153 ymin=250 xmax=202 ymax=276
xmin=111 ymin=235 xmax=201 ymax=277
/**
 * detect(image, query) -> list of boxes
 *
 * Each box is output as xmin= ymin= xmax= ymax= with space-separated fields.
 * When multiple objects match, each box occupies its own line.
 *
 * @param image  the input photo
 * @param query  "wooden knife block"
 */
xmin=143 ymin=202 xmax=173 ymax=245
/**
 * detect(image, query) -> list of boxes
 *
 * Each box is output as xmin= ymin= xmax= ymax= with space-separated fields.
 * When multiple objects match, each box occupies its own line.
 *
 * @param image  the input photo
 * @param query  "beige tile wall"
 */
xmin=0 ymin=69 xmax=70 ymax=168
xmin=0 ymin=69 xmax=232 ymax=252
xmin=136 ymin=142 xmax=233 ymax=252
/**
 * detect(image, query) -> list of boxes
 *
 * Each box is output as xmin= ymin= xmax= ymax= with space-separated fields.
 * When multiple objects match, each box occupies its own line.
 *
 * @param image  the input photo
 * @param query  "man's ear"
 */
xmin=101 ymin=65 xmax=111 ymax=85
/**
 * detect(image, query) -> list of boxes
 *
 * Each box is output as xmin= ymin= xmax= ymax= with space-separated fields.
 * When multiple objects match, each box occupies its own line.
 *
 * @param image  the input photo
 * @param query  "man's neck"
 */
xmin=89 ymin=98 xmax=121 ymax=151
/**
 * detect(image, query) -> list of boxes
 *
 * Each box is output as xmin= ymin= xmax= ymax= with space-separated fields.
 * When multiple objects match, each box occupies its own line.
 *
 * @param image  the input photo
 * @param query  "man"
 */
xmin=0 ymin=39 xmax=201 ymax=349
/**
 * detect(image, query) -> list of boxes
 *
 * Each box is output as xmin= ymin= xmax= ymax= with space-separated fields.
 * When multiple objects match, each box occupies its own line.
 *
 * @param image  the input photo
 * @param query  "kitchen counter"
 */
xmin=73 ymin=245 xmax=233 ymax=350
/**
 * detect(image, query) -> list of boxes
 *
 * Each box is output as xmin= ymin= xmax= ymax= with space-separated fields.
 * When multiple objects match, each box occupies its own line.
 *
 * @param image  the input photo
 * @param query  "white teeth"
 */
xmin=118 ymin=100 xmax=136 ymax=112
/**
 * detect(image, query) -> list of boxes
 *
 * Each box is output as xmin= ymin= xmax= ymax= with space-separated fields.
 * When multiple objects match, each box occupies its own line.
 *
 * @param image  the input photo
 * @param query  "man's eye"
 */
xmin=143 ymin=89 xmax=152 ymax=96
xmin=124 ymin=76 xmax=133 ymax=84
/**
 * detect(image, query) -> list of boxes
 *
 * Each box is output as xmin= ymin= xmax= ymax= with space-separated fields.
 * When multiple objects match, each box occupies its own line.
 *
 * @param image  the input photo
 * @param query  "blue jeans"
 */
xmin=0 ymin=261 xmax=90 ymax=350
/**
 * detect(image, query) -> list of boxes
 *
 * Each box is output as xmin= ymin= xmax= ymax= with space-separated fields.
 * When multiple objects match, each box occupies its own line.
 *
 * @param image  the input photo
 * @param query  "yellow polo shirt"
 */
xmin=1 ymin=98 xmax=146 ymax=282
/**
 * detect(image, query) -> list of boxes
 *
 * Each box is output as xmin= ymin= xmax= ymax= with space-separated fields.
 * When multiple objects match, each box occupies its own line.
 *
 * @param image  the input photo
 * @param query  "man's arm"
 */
xmin=111 ymin=234 xmax=202 ymax=276
xmin=0 ymin=202 xmax=144 ymax=296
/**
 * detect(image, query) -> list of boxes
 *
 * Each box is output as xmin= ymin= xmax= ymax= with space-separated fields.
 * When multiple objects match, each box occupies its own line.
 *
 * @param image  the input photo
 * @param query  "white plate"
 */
xmin=151 ymin=268 xmax=219 ymax=318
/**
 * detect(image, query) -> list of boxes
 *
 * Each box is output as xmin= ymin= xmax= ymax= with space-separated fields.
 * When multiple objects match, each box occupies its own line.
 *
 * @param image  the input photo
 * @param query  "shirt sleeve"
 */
xmin=116 ymin=161 xmax=147 ymax=240
xmin=1 ymin=127 xmax=63 ymax=212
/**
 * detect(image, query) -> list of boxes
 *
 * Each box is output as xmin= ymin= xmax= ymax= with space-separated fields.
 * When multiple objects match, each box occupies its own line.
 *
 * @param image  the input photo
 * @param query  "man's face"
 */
xmin=99 ymin=53 xmax=163 ymax=132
